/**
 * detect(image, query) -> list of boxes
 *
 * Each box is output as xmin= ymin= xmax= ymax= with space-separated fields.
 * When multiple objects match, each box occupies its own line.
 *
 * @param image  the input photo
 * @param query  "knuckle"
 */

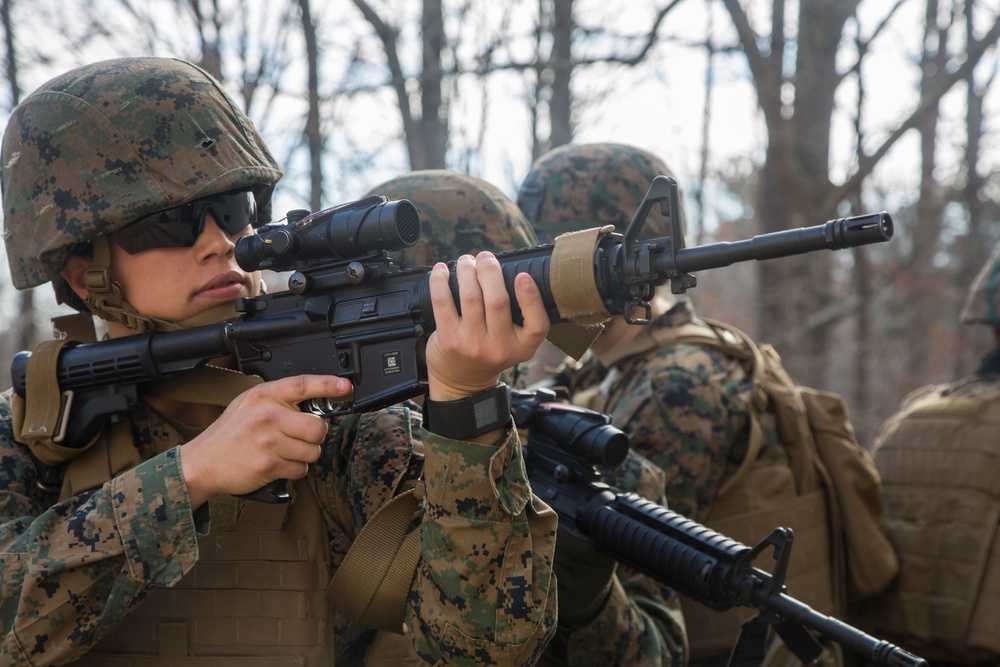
xmin=485 ymin=290 xmax=511 ymax=311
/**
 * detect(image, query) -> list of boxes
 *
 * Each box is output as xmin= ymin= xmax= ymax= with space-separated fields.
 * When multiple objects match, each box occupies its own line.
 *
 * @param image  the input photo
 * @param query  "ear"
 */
xmin=60 ymin=254 xmax=94 ymax=301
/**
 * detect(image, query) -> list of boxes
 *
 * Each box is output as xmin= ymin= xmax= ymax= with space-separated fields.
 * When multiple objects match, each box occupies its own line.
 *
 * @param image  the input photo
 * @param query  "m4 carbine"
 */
xmin=12 ymin=177 xmax=892 ymax=500
xmin=512 ymin=388 xmax=926 ymax=667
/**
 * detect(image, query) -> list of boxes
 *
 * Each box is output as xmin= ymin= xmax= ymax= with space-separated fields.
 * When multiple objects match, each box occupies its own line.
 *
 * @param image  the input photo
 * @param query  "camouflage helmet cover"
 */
xmin=517 ymin=142 xmax=677 ymax=239
xmin=365 ymin=169 xmax=537 ymax=267
xmin=1 ymin=56 xmax=284 ymax=291
xmin=960 ymin=240 xmax=1000 ymax=327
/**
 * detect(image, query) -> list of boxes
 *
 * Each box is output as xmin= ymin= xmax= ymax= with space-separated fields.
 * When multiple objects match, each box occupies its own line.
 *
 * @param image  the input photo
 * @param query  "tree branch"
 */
xmin=827 ymin=13 xmax=1000 ymax=210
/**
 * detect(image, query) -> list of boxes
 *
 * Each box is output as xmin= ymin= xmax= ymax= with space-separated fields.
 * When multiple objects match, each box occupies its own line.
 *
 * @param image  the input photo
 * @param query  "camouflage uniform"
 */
xmin=368 ymin=169 xmax=687 ymax=666
xmin=562 ymin=299 xmax=787 ymax=521
xmin=518 ymin=142 xmax=786 ymax=520
xmin=0 ymin=58 xmax=557 ymax=666
xmin=855 ymin=242 xmax=1000 ymax=664
xmin=519 ymin=144 xmax=790 ymax=665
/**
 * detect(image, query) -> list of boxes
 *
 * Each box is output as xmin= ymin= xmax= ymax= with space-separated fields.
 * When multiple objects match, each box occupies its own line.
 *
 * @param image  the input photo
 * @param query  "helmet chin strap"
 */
xmin=83 ymin=235 xmax=241 ymax=333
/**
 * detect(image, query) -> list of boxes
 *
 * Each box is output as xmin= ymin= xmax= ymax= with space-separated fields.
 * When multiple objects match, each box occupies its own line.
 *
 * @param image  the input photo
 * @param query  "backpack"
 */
xmin=659 ymin=317 xmax=899 ymax=604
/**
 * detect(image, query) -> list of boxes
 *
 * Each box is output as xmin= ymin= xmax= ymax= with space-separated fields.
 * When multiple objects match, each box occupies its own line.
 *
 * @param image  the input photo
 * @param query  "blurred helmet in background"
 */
xmin=960 ymin=240 xmax=1000 ymax=329
xmin=366 ymin=169 xmax=537 ymax=267
xmin=516 ymin=142 xmax=676 ymax=242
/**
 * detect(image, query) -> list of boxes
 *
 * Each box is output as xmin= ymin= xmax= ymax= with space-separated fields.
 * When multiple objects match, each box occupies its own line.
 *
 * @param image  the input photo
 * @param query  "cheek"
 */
xmin=109 ymin=243 xmax=185 ymax=300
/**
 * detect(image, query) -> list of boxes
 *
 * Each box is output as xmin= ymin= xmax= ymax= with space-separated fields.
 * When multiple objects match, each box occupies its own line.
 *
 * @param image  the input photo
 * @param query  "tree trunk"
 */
xmin=417 ymin=0 xmax=446 ymax=169
xmin=726 ymin=0 xmax=859 ymax=387
xmin=298 ymin=0 xmax=323 ymax=212
xmin=548 ymin=0 xmax=573 ymax=148
xmin=956 ymin=0 xmax=991 ymax=374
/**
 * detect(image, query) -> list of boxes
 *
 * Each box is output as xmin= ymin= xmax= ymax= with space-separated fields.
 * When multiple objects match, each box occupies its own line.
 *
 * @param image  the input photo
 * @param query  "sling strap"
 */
xmin=327 ymin=483 xmax=424 ymax=633
xmin=544 ymin=226 xmax=614 ymax=360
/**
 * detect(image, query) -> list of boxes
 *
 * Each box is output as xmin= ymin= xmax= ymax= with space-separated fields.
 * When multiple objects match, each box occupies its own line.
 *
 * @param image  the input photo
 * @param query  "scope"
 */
xmin=512 ymin=389 xmax=629 ymax=469
xmin=237 ymin=195 xmax=420 ymax=272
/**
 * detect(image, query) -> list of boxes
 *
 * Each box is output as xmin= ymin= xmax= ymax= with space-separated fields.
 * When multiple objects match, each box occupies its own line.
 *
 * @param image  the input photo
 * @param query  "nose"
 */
xmin=193 ymin=211 xmax=238 ymax=259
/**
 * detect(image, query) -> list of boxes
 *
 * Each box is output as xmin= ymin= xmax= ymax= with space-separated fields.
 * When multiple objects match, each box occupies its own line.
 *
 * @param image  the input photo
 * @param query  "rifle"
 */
xmin=512 ymin=388 xmax=926 ymax=667
xmin=11 ymin=176 xmax=893 ymax=502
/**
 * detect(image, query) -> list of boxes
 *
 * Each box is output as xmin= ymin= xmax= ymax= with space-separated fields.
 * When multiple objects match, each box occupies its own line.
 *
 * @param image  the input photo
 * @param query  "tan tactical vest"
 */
xmin=858 ymin=377 xmax=1000 ymax=664
xmin=49 ymin=413 xmax=435 ymax=665
xmin=11 ymin=328 xmax=428 ymax=665
xmin=53 ymin=409 xmax=337 ymax=667
xmin=573 ymin=319 xmax=838 ymax=662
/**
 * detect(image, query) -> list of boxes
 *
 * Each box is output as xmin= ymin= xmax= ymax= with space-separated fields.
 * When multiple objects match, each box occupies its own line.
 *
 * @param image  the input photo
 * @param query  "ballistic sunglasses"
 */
xmin=116 ymin=189 xmax=258 ymax=254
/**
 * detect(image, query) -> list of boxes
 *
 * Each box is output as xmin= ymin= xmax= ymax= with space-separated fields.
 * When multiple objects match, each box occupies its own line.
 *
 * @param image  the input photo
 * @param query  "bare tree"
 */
xmin=345 ymin=1 xmax=686 ymax=175
xmin=720 ymin=0 xmax=1000 ymax=390
xmin=298 ymin=0 xmax=323 ymax=212
xmin=527 ymin=0 xmax=684 ymax=155
xmin=952 ymin=0 xmax=999 ymax=377
xmin=350 ymin=0 xmax=448 ymax=170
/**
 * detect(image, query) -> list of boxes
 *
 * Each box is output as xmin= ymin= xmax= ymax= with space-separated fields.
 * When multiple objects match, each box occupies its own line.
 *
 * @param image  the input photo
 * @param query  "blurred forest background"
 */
xmin=1 ymin=0 xmax=999 ymax=448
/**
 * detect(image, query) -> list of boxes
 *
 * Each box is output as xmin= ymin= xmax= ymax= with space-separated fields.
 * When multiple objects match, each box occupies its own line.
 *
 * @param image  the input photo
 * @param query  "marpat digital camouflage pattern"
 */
xmin=366 ymin=169 xmax=538 ymax=267
xmin=521 ymin=144 xmax=796 ymax=665
xmin=0 ymin=59 xmax=557 ymax=666
xmin=370 ymin=169 xmax=687 ymax=665
xmin=1 ymin=56 xmax=282 ymax=302
xmin=0 ymin=392 xmax=558 ymax=665
xmin=518 ymin=143 xmax=783 ymax=521
xmin=516 ymin=142 xmax=677 ymax=241
xmin=566 ymin=300 xmax=787 ymax=520
xmin=960 ymin=240 xmax=1000 ymax=327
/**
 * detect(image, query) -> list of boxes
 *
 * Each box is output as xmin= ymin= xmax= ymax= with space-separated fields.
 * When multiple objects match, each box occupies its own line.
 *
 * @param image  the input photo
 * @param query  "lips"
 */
xmin=195 ymin=270 xmax=252 ymax=300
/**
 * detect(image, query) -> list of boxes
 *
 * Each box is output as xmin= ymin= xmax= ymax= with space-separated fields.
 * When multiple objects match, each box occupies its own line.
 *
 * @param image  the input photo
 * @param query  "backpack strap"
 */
xmin=605 ymin=317 xmax=771 ymax=497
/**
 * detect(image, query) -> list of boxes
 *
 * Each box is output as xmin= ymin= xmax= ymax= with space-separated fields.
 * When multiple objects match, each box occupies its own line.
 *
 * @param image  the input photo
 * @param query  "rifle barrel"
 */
xmin=669 ymin=212 xmax=893 ymax=274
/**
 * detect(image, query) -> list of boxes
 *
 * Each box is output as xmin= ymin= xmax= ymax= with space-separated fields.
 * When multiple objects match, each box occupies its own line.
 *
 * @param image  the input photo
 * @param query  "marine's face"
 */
xmin=106 ymin=211 xmax=260 ymax=332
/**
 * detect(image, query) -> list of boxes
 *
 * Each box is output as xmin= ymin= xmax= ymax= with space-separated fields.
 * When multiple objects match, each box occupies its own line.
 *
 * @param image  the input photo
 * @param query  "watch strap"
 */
xmin=423 ymin=384 xmax=512 ymax=440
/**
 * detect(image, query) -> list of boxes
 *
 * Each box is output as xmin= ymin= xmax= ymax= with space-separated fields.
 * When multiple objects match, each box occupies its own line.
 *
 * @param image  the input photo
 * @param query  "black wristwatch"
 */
xmin=423 ymin=383 xmax=512 ymax=440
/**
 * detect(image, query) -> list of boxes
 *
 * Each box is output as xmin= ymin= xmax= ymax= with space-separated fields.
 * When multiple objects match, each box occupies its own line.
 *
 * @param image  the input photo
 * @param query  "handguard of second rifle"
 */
xmin=580 ymin=491 xmax=752 ymax=610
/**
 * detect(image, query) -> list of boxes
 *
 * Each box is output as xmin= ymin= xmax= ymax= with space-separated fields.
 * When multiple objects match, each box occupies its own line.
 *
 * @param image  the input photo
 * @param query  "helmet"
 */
xmin=517 ymin=142 xmax=677 ymax=240
xmin=365 ymin=169 xmax=537 ymax=267
xmin=960 ymin=241 xmax=1000 ymax=327
xmin=2 ymin=56 xmax=283 ymax=303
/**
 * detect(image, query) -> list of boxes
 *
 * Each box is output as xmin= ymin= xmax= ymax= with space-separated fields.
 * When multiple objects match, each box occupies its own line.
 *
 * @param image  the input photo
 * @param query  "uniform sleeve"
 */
xmin=319 ymin=405 xmax=558 ymax=667
xmin=548 ymin=575 xmax=687 ymax=667
xmin=409 ymin=426 xmax=558 ymax=666
xmin=610 ymin=344 xmax=753 ymax=522
xmin=0 ymin=395 xmax=202 ymax=666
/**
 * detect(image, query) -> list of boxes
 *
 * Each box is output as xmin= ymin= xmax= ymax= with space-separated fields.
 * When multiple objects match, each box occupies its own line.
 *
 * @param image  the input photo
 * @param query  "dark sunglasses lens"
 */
xmin=116 ymin=215 xmax=198 ymax=254
xmin=194 ymin=190 xmax=257 ymax=235
xmin=117 ymin=190 xmax=257 ymax=254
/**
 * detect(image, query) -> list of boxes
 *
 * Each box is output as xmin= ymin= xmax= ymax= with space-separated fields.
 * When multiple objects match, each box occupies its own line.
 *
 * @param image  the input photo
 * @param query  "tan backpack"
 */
xmin=636 ymin=317 xmax=899 ymax=662
xmin=664 ymin=318 xmax=899 ymax=598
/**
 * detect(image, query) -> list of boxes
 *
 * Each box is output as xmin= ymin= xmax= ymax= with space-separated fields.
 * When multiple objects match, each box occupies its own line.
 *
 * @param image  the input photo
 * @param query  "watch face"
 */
xmin=472 ymin=393 xmax=500 ymax=429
